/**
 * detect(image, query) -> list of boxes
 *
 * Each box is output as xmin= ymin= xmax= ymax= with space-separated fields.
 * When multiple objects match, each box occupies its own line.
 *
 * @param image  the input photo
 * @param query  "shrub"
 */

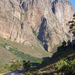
xmin=56 ymin=59 xmax=75 ymax=75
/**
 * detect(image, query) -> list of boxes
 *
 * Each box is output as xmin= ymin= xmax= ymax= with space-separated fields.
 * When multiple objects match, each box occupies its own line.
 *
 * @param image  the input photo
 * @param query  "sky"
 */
xmin=69 ymin=0 xmax=75 ymax=10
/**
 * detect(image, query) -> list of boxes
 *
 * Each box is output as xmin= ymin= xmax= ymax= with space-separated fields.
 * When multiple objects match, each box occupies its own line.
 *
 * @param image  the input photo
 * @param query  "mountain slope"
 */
xmin=0 ymin=0 xmax=74 ymax=52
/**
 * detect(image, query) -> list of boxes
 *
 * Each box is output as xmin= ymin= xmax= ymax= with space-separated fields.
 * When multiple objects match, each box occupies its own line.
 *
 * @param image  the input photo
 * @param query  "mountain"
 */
xmin=0 ymin=0 xmax=74 ymax=52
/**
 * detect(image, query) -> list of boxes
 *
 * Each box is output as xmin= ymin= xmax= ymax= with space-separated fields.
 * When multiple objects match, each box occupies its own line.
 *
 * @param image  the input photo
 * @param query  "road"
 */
xmin=3 ymin=70 xmax=26 ymax=75
xmin=3 ymin=72 xmax=21 ymax=75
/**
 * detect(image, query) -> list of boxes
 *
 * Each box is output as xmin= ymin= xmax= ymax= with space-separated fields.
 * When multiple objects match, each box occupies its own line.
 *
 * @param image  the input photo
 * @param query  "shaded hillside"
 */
xmin=26 ymin=13 xmax=75 ymax=75
xmin=29 ymin=41 xmax=75 ymax=75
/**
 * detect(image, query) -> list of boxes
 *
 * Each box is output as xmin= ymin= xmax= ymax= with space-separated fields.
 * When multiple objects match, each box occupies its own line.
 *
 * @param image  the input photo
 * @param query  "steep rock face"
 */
xmin=0 ymin=0 xmax=74 ymax=52
xmin=0 ymin=0 xmax=38 ymax=46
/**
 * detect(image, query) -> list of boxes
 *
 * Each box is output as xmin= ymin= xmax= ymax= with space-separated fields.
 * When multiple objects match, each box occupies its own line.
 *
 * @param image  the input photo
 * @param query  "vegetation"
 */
xmin=30 ymin=43 xmax=75 ymax=75
xmin=2 ymin=43 xmax=43 ymax=63
xmin=67 ymin=13 xmax=75 ymax=36
xmin=65 ymin=33 xmax=70 ymax=39
xmin=23 ymin=60 xmax=32 ymax=70
xmin=0 ymin=37 xmax=51 ymax=58
xmin=30 ymin=13 xmax=75 ymax=75
xmin=31 ymin=26 xmax=44 ymax=47
xmin=0 ymin=13 xmax=75 ymax=75
xmin=24 ymin=10 xmax=28 ymax=21
xmin=31 ymin=26 xmax=37 ymax=36
xmin=0 ymin=60 xmax=32 ymax=73
xmin=56 ymin=59 xmax=75 ymax=75
xmin=54 ymin=13 xmax=75 ymax=75
xmin=0 ymin=37 xmax=51 ymax=73
xmin=30 ymin=13 xmax=33 ymax=18
xmin=53 ymin=28 xmax=58 ymax=34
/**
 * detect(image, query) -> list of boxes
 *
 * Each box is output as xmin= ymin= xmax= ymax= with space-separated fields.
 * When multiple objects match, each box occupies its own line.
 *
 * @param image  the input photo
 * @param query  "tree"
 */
xmin=23 ymin=60 xmax=32 ymax=70
xmin=67 ymin=13 xmax=75 ymax=49
xmin=67 ymin=13 xmax=75 ymax=36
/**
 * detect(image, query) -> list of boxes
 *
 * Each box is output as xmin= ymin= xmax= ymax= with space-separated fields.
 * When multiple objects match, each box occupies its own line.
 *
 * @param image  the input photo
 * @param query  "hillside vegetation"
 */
xmin=0 ymin=37 xmax=51 ymax=73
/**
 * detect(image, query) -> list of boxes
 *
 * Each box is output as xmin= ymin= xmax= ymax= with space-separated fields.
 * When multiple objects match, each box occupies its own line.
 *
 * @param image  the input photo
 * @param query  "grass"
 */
xmin=0 ymin=37 xmax=51 ymax=73
xmin=53 ymin=28 xmax=58 ymax=34
xmin=24 ymin=10 xmax=28 ymax=21
xmin=0 ymin=37 xmax=51 ymax=58
xmin=30 ymin=13 xmax=33 ymax=18
xmin=0 ymin=46 xmax=19 ymax=64
xmin=2 ymin=43 xmax=43 ymax=63
xmin=31 ymin=49 xmax=75 ymax=75
xmin=7 ymin=11 xmax=22 ymax=22
xmin=26 ymin=41 xmax=75 ymax=75
xmin=65 ymin=33 xmax=71 ymax=40
xmin=31 ymin=26 xmax=44 ymax=47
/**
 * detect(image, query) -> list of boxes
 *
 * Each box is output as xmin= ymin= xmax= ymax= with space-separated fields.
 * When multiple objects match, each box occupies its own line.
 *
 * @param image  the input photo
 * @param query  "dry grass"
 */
xmin=0 ymin=46 xmax=19 ymax=64
xmin=0 ymin=37 xmax=51 ymax=58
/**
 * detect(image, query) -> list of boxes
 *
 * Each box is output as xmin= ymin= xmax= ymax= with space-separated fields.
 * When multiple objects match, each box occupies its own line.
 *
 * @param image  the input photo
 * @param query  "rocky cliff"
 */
xmin=0 ymin=0 xmax=74 ymax=52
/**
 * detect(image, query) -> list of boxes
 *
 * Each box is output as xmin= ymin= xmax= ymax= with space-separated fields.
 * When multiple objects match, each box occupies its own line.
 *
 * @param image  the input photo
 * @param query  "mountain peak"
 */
xmin=0 ymin=0 xmax=74 ymax=52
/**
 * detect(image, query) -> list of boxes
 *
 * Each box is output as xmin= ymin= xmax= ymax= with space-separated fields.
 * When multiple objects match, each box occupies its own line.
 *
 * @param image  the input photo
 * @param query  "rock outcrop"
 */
xmin=0 ymin=0 xmax=74 ymax=52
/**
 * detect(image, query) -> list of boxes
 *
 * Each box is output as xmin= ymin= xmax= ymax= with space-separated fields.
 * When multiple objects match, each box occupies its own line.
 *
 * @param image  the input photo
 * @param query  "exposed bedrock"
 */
xmin=0 ymin=0 xmax=74 ymax=52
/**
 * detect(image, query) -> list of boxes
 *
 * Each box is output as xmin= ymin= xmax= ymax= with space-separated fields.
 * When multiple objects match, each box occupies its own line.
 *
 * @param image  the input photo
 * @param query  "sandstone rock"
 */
xmin=0 ymin=0 xmax=74 ymax=52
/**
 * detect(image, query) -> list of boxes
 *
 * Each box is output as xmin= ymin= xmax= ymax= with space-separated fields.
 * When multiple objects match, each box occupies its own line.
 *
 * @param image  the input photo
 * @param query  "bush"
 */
xmin=10 ymin=61 xmax=23 ymax=71
xmin=56 ymin=59 xmax=75 ymax=75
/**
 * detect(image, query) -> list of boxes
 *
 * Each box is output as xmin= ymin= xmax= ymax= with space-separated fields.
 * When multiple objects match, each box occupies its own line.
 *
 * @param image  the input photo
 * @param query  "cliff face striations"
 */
xmin=0 ymin=0 xmax=74 ymax=52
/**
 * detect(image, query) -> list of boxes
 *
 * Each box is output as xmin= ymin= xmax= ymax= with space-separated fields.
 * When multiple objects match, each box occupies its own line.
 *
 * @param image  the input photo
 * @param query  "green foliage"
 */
xmin=65 ymin=33 xmax=70 ymax=39
xmin=67 ymin=13 xmax=75 ymax=36
xmin=56 ymin=60 xmax=69 ymax=70
xmin=23 ymin=60 xmax=32 ymax=70
xmin=30 ymin=13 xmax=33 ymax=18
xmin=10 ymin=61 xmax=23 ymax=71
xmin=53 ymin=28 xmax=58 ymax=34
xmin=56 ymin=59 xmax=75 ymax=74
xmin=73 ymin=13 xmax=75 ymax=17
xmin=0 ymin=60 xmax=32 ymax=72
xmin=36 ymin=38 xmax=44 ymax=47
xmin=53 ymin=42 xmax=62 ymax=52
xmin=66 ymin=23 xmax=69 ymax=25
xmin=24 ymin=10 xmax=28 ymax=21
xmin=0 ymin=63 xmax=11 ymax=73
xmin=68 ymin=21 xmax=74 ymax=23
xmin=31 ymin=26 xmax=37 ymax=36
xmin=4 ymin=64 xmax=10 ymax=71
xmin=73 ymin=17 xmax=75 ymax=19
xmin=31 ymin=26 xmax=44 ymax=47
xmin=2 ymin=43 xmax=43 ymax=63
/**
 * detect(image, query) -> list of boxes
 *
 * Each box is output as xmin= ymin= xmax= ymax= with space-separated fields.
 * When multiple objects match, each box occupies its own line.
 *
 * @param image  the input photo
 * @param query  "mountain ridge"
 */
xmin=0 ymin=0 xmax=74 ymax=52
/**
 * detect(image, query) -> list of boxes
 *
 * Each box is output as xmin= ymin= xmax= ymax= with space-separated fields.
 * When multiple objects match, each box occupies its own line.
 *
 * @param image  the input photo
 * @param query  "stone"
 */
xmin=0 ymin=0 xmax=74 ymax=52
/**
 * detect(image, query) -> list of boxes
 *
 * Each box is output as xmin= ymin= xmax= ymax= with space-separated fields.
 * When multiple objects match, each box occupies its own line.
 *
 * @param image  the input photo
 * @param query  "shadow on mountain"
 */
xmin=52 ymin=2 xmax=55 ymax=14
xmin=32 ymin=57 xmax=50 ymax=67
xmin=37 ymin=17 xmax=48 ymax=51
xmin=22 ymin=40 xmax=75 ymax=75
xmin=53 ymin=40 xmax=75 ymax=58
xmin=37 ymin=17 xmax=47 ymax=42
xmin=31 ymin=63 xmax=40 ymax=66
